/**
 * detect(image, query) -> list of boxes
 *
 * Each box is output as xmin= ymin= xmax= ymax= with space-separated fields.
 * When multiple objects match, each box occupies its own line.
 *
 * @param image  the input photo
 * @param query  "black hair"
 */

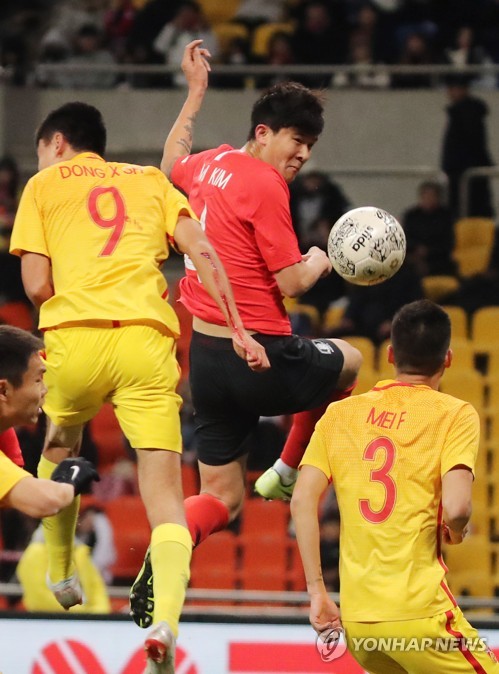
xmin=391 ymin=300 xmax=451 ymax=376
xmin=35 ymin=102 xmax=106 ymax=156
xmin=248 ymin=81 xmax=325 ymax=140
xmin=0 ymin=326 xmax=44 ymax=388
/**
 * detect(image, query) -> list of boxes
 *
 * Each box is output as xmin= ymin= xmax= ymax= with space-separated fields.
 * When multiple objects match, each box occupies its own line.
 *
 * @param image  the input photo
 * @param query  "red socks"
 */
xmin=0 ymin=428 xmax=24 ymax=467
xmin=185 ymin=493 xmax=230 ymax=547
xmin=281 ymin=383 xmax=356 ymax=469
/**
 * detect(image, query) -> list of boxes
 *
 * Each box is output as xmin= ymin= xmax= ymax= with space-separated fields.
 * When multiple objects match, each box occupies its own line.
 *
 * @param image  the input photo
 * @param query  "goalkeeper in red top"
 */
xmin=0 ymin=325 xmax=98 ymax=517
xmin=129 ymin=41 xmax=362 ymax=630
xmin=292 ymin=300 xmax=499 ymax=674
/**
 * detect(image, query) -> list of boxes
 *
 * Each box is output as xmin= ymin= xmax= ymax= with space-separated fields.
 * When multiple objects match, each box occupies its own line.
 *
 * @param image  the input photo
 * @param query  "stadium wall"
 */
xmin=2 ymin=86 xmax=499 ymax=217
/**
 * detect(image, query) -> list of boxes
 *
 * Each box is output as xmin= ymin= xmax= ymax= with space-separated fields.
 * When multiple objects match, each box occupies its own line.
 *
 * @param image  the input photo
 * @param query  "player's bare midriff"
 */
xmin=193 ymin=317 xmax=257 ymax=338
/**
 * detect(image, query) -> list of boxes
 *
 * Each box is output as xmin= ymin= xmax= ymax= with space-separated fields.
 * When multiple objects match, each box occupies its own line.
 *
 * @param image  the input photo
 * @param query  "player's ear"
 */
xmin=387 ymin=344 xmax=394 ymax=364
xmin=254 ymin=124 xmax=271 ymax=146
xmin=444 ymin=349 xmax=452 ymax=369
xmin=0 ymin=378 xmax=9 ymax=401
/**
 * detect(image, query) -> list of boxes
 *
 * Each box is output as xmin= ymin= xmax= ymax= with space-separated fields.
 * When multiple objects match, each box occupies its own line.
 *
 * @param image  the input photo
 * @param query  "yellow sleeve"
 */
xmin=74 ymin=545 xmax=111 ymax=613
xmin=10 ymin=178 xmax=49 ymax=257
xmin=441 ymin=403 xmax=480 ymax=477
xmin=299 ymin=416 xmax=333 ymax=481
xmin=0 ymin=451 xmax=31 ymax=502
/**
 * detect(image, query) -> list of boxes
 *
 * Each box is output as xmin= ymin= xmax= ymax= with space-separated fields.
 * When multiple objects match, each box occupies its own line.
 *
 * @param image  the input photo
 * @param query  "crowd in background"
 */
xmin=1 ymin=0 xmax=499 ymax=89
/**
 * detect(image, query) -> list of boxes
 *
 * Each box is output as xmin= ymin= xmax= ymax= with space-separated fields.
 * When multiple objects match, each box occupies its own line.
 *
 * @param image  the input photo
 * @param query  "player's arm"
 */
xmin=3 ymin=476 xmax=75 ymax=518
xmin=442 ymin=465 xmax=473 ymax=544
xmin=174 ymin=215 xmax=270 ymax=371
xmin=161 ymin=40 xmax=210 ymax=178
xmin=274 ymin=246 xmax=332 ymax=298
xmin=291 ymin=465 xmax=342 ymax=634
xmin=20 ymin=252 xmax=54 ymax=309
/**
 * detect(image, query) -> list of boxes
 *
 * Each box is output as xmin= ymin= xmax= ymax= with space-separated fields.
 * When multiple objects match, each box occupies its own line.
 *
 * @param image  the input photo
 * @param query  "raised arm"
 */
xmin=174 ymin=215 xmax=270 ymax=372
xmin=161 ymin=40 xmax=210 ymax=178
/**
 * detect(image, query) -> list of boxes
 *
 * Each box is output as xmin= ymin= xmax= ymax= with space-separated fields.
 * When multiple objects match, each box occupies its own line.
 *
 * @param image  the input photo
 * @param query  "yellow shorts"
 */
xmin=43 ymin=325 xmax=182 ymax=452
xmin=344 ymin=607 xmax=499 ymax=673
xmin=0 ymin=450 xmax=31 ymax=502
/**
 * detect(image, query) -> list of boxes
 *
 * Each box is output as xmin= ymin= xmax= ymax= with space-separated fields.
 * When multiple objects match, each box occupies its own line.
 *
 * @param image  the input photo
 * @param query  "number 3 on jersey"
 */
xmin=88 ymin=186 xmax=127 ymax=256
xmin=359 ymin=437 xmax=397 ymax=523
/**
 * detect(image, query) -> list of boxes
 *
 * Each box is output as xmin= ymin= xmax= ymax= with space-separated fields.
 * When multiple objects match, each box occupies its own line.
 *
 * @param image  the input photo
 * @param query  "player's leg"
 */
xmin=255 ymin=337 xmax=362 ymax=499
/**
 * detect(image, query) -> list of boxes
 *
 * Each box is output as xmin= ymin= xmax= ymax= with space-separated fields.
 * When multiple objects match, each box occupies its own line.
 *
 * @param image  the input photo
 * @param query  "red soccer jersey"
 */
xmin=171 ymin=145 xmax=302 ymax=334
xmin=0 ymin=428 xmax=24 ymax=467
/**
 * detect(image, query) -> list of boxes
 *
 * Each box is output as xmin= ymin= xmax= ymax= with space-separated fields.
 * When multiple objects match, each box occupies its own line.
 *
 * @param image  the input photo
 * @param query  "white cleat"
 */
xmin=144 ymin=621 xmax=176 ymax=674
xmin=48 ymin=574 xmax=83 ymax=610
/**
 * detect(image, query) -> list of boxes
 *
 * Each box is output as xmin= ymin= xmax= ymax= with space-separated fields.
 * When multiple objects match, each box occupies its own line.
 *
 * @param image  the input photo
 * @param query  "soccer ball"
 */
xmin=327 ymin=206 xmax=406 ymax=286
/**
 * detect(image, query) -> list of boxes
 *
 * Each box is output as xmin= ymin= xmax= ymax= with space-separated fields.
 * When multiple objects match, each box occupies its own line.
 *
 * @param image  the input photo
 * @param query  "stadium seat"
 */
xmin=353 ymin=367 xmax=380 ymax=395
xmin=438 ymin=368 xmax=485 ymax=412
xmin=342 ymin=336 xmax=377 ymax=371
xmin=421 ymin=276 xmax=459 ymax=303
xmin=190 ymin=531 xmax=238 ymax=590
xmin=181 ymin=463 xmax=200 ymax=498
xmin=251 ymin=22 xmax=295 ymax=58
xmin=88 ymin=403 xmax=128 ymax=473
xmin=287 ymin=538 xmax=306 ymax=591
xmin=441 ymin=305 xmax=469 ymax=341
xmin=239 ymin=533 xmax=288 ymax=590
xmin=241 ymin=499 xmax=289 ymax=536
xmin=472 ymin=307 xmax=499 ymax=356
xmin=448 ymin=570 xmax=494 ymax=600
xmin=453 ymin=218 xmax=495 ymax=278
xmin=322 ymin=304 xmax=346 ymax=333
xmin=213 ymin=22 xmax=249 ymax=55
xmin=443 ymin=534 xmax=492 ymax=574
xmin=199 ymin=0 xmax=240 ymax=24
xmin=449 ymin=338 xmax=475 ymax=371
xmin=104 ymin=496 xmax=150 ymax=581
xmin=0 ymin=301 xmax=35 ymax=331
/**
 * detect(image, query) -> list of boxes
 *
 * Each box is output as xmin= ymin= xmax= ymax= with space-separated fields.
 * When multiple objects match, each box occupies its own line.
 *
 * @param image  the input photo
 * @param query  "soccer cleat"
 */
xmin=130 ymin=546 xmax=154 ymax=628
xmin=144 ymin=621 xmax=176 ymax=674
xmin=254 ymin=467 xmax=296 ymax=501
xmin=48 ymin=574 xmax=83 ymax=610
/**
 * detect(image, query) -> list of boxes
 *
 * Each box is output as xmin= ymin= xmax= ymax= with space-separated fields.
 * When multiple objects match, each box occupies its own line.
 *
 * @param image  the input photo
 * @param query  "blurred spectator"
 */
xmin=104 ymin=0 xmax=136 ymax=63
xmin=127 ymin=0 xmax=182 ymax=50
xmin=40 ymin=0 xmax=108 ymax=54
xmin=391 ymin=31 xmax=436 ymax=89
xmin=401 ymin=180 xmax=456 ymax=276
xmin=333 ymin=36 xmax=390 ymax=89
xmin=77 ymin=503 xmax=116 ymax=584
xmin=0 ymin=156 xmax=29 ymax=305
xmin=153 ymin=1 xmax=218 ymax=88
xmin=443 ymin=25 xmax=494 ymax=90
xmin=326 ymin=256 xmax=424 ymax=344
xmin=233 ymin=0 xmax=288 ymax=30
xmin=17 ymin=524 xmax=111 ymax=613
xmin=291 ymin=0 xmax=347 ymax=87
xmin=62 ymin=23 xmax=117 ymax=88
xmin=215 ymin=36 xmax=252 ymax=89
xmin=255 ymin=31 xmax=298 ymax=88
xmin=92 ymin=458 xmax=139 ymax=501
xmin=441 ymin=75 xmax=495 ymax=219
xmin=290 ymin=170 xmax=351 ymax=251
xmin=0 ymin=508 xmax=37 ymax=604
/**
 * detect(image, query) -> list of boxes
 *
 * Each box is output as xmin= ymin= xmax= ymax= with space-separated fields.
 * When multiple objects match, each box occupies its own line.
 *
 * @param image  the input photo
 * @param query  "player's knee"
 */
xmin=334 ymin=340 xmax=363 ymax=386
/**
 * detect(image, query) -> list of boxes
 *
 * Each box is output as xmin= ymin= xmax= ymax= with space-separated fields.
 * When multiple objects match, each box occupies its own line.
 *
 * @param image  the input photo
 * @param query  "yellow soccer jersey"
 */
xmin=301 ymin=379 xmax=480 ymax=622
xmin=10 ymin=153 xmax=197 ymax=335
xmin=0 ymin=449 xmax=31 ymax=502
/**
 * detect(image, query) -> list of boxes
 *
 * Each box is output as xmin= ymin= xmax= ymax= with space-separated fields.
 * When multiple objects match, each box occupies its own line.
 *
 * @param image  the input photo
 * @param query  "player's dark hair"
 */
xmin=36 ymin=102 xmax=106 ymax=156
xmin=248 ymin=82 xmax=325 ymax=140
xmin=0 ymin=326 xmax=43 ymax=388
xmin=391 ymin=300 xmax=451 ymax=376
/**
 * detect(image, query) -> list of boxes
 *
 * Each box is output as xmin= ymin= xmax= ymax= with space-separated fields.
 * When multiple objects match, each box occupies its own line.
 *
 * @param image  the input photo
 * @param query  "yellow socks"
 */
xmin=37 ymin=455 xmax=79 ymax=583
xmin=150 ymin=523 xmax=192 ymax=638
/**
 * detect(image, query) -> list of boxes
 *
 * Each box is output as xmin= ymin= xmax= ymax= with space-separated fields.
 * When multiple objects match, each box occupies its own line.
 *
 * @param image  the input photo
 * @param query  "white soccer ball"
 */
xmin=327 ymin=206 xmax=406 ymax=286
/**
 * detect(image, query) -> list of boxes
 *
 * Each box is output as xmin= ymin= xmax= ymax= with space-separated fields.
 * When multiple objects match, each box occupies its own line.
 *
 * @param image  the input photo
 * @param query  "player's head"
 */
xmin=390 ymin=300 xmax=451 ymax=376
xmin=0 ymin=326 xmax=46 ymax=426
xmin=247 ymin=82 xmax=325 ymax=183
xmin=35 ymin=102 xmax=106 ymax=170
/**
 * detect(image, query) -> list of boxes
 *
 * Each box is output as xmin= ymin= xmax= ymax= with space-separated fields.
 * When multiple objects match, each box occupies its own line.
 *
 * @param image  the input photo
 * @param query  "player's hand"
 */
xmin=302 ymin=246 xmax=332 ymax=278
xmin=232 ymin=330 xmax=270 ymax=372
xmin=442 ymin=522 xmax=469 ymax=545
xmin=310 ymin=592 xmax=343 ymax=636
xmin=181 ymin=39 xmax=211 ymax=92
xmin=51 ymin=457 xmax=100 ymax=496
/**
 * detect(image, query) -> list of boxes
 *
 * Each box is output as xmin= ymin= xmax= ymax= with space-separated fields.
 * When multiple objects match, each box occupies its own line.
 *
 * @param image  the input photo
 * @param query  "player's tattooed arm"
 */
xmin=161 ymin=40 xmax=210 ymax=178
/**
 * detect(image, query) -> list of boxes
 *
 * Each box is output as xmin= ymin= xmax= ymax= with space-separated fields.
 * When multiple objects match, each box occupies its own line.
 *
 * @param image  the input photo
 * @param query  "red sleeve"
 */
xmin=0 ymin=428 xmax=24 ymax=467
xmin=171 ymin=153 xmax=204 ymax=195
xmin=251 ymin=170 xmax=302 ymax=272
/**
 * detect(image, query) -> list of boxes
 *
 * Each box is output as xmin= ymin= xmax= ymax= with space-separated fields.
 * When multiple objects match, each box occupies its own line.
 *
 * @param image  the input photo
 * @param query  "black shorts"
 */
xmin=189 ymin=331 xmax=345 ymax=466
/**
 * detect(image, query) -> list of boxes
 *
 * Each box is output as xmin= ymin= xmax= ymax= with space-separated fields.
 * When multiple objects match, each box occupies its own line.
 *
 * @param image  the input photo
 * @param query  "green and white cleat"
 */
xmin=254 ymin=467 xmax=296 ymax=501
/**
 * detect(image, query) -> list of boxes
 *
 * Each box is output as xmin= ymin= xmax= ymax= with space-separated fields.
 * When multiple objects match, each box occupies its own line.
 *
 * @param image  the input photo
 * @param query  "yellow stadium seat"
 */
xmin=213 ymin=22 xmax=249 ymax=55
xmin=288 ymin=303 xmax=321 ymax=334
xmin=353 ymin=367 xmax=379 ymax=395
xmin=322 ymin=304 xmax=346 ymax=333
xmin=450 ymin=339 xmax=475 ymax=371
xmin=443 ymin=534 xmax=491 ymax=574
xmin=441 ymin=305 xmax=469 ymax=340
xmin=447 ymin=571 xmax=494 ymax=600
xmin=422 ymin=275 xmax=459 ymax=303
xmin=341 ymin=336 xmax=376 ymax=370
xmin=199 ymin=0 xmax=240 ymax=24
xmin=472 ymin=307 xmax=499 ymax=354
xmin=251 ymin=22 xmax=295 ymax=58
xmin=453 ymin=217 xmax=495 ymax=278
xmin=439 ymin=368 xmax=485 ymax=411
